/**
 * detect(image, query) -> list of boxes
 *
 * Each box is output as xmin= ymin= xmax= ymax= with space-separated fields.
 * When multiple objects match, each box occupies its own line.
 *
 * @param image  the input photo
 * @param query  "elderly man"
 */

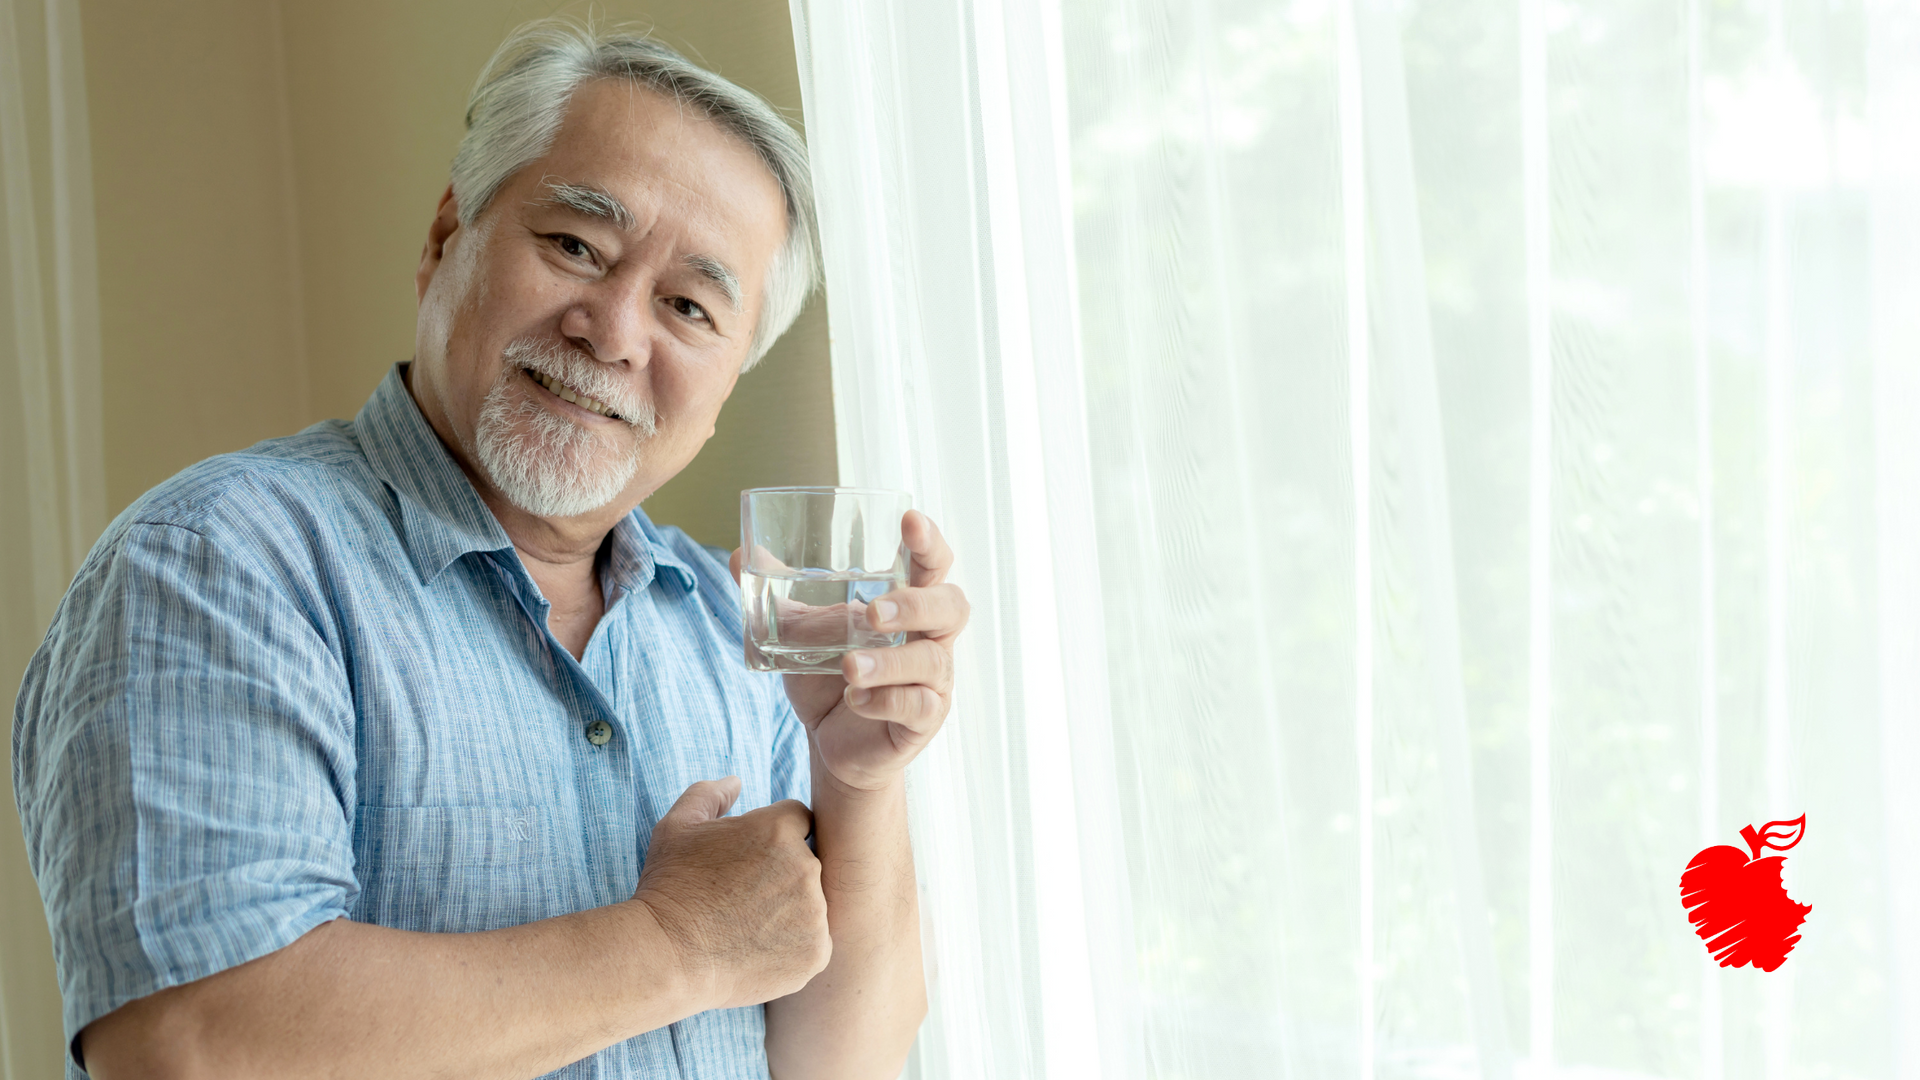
xmin=11 ymin=19 xmax=964 ymax=1080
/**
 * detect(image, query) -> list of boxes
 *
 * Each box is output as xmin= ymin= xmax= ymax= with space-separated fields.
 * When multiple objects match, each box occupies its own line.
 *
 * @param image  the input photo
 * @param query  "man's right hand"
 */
xmin=633 ymin=777 xmax=832 ymax=1011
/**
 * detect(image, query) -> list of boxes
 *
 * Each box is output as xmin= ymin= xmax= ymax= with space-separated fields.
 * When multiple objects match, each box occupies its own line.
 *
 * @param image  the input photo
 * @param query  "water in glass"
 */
xmin=743 ymin=564 xmax=908 ymax=672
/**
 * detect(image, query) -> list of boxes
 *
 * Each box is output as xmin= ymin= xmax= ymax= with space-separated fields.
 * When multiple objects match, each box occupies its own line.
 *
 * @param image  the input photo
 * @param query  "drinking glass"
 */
xmin=739 ymin=487 xmax=914 ymax=674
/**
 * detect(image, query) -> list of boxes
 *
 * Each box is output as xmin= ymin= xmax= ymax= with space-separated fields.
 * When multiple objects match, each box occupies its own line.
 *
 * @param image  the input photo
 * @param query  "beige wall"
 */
xmin=85 ymin=0 xmax=834 ymax=546
xmin=84 ymin=0 xmax=313 ymax=517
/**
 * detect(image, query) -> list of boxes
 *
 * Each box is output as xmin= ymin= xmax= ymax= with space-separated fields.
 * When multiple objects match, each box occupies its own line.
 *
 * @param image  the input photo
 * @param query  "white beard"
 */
xmin=467 ymin=338 xmax=658 ymax=519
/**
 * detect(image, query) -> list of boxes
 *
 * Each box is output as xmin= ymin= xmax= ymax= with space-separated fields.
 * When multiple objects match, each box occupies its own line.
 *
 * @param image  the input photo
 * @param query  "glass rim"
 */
xmin=740 ymin=485 xmax=912 ymax=499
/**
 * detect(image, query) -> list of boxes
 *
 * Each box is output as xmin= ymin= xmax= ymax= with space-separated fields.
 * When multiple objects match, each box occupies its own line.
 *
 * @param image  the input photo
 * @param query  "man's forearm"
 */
xmin=764 ymin=748 xmax=928 ymax=1080
xmin=80 ymin=899 xmax=703 ymax=1080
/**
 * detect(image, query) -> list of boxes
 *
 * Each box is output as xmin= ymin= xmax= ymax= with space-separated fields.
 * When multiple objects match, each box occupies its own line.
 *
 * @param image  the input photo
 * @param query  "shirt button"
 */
xmin=585 ymin=720 xmax=613 ymax=746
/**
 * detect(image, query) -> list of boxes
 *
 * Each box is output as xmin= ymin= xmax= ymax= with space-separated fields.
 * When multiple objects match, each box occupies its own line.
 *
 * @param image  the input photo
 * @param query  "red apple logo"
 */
xmin=1679 ymin=814 xmax=1811 ymax=972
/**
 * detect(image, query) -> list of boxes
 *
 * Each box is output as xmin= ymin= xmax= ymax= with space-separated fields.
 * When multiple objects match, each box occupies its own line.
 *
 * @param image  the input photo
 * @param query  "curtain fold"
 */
xmin=1 ymin=0 xmax=104 ymax=1075
xmin=792 ymin=0 xmax=1144 ymax=1074
xmin=1351 ymin=4 xmax=1513 ymax=1073
xmin=1869 ymin=4 xmax=1920 ymax=1076
xmin=797 ymin=0 xmax=1920 ymax=1077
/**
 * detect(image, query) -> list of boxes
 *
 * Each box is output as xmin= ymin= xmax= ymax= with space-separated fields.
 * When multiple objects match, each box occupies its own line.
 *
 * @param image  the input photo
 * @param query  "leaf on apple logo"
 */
xmin=1679 ymin=814 xmax=1812 ymax=972
xmin=1742 ymin=814 xmax=1806 ymax=857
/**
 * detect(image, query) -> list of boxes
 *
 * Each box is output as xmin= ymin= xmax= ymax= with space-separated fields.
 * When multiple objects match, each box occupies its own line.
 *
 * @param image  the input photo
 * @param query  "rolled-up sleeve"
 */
xmin=11 ymin=519 xmax=358 ymax=1057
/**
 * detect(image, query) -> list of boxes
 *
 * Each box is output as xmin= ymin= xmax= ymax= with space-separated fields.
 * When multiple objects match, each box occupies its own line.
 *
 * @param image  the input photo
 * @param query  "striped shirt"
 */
xmin=12 ymin=363 xmax=810 ymax=1079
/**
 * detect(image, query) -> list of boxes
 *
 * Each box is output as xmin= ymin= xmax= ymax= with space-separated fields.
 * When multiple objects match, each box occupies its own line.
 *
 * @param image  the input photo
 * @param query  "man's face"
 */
xmin=411 ymin=78 xmax=789 ymax=522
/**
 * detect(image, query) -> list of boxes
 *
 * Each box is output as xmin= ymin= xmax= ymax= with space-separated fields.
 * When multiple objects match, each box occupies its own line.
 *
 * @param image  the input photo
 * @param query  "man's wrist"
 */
xmin=621 ymin=894 xmax=714 ymax=1018
xmin=809 ymin=734 xmax=909 ymax=804
xmin=808 ymin=753 xmax=914 ymax=902
xmin=814 ymin=767 xmax=907 ymax=803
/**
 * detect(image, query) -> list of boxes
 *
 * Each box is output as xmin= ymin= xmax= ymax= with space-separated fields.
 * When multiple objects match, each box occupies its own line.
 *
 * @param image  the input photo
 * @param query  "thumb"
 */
xmin=728 ymin=546 xmax=744 ymax=586
xmin=666 ymin=775 xmax=743 ymax=827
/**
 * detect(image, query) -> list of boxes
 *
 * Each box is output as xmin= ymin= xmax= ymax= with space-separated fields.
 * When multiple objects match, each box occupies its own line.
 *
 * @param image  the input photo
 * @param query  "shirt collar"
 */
xmin=354 ymin=364 xmax=513 ymax=584
xmin=353 ymin=363 xmax=700 ymax=594
xmin=609 ymin=506 xmax=701 ymax=596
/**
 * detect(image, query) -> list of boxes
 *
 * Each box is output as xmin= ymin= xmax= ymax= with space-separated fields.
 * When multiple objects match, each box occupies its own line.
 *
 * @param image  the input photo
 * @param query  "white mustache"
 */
xmin=502 ymin=337 xmax=657 ymax=433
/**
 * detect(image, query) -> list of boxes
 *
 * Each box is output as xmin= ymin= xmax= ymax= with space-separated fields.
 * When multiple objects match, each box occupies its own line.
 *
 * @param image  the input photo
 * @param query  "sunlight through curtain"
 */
xmin=0 ymin=0 xmax=104 ymax=1076
xmin=792 ymin=0 xmax=1920 ymax=1076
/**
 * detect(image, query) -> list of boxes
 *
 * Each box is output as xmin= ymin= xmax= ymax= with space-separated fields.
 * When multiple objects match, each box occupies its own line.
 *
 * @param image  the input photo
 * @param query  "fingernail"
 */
xmin=848 ymin=686 xmax=872 ymax=706
xmin=873 ymin=600 xmax=897 ymax=625
xmin=853 ymin=652 xmax=876 ymax=677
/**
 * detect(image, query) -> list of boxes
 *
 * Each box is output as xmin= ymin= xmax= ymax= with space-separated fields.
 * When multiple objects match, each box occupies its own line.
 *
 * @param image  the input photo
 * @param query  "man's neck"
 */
xmin=459 ymin=480 xmax=619 ymax=662
xmin=402 ymin=363 xmax=625 ymax=660
xmin=510 ymin=529 xmax=610 ymax=663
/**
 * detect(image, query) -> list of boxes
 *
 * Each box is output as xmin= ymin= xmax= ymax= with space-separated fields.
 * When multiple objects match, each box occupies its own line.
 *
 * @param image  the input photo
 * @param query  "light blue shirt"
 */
xmin=12 ymin=364 xmax=811 ymax=1079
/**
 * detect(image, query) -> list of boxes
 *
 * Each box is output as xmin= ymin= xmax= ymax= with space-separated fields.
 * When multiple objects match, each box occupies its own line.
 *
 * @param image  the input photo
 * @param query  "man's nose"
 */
xmin=559 ymin=279 xmax=657 ymax=367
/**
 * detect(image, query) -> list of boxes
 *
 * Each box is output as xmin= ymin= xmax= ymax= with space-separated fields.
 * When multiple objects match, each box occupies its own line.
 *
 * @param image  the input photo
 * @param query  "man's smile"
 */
xmin=523 ymin=365 xmax=625 ymax=422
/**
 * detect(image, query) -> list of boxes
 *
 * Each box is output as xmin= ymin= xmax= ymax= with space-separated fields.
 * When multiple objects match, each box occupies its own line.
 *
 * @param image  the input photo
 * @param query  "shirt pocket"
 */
xmin=350 ymin=804 xmax=570 ymax=933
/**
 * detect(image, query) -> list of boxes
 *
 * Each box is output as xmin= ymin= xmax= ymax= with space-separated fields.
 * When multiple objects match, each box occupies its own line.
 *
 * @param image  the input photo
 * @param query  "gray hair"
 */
xmin=450 ymin=18 xmax=818 ymax=371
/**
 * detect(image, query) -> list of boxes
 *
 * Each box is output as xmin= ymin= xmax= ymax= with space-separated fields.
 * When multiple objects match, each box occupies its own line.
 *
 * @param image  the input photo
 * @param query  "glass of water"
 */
xmin=740 ymin=487 xmax=914 ymax=674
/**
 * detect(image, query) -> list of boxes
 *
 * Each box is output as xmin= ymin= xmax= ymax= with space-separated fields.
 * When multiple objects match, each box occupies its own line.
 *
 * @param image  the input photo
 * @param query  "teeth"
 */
xmin=530 ymin=369 xmax=618 ymax=419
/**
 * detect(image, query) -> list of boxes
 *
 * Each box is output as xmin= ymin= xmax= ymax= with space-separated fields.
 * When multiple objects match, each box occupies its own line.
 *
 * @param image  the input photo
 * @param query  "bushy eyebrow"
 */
xmin=682 ymin=254 xmax=742 ymax=313
xmin=541 ymin=178 xmax=636 ymax=231
xmin=539 ymin=177 xmax=740 ymax=315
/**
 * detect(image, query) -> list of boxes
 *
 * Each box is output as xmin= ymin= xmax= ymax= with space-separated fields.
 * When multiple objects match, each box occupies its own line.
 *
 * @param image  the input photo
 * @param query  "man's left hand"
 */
xmin=731 ymin=510 xmax=968 ymax=795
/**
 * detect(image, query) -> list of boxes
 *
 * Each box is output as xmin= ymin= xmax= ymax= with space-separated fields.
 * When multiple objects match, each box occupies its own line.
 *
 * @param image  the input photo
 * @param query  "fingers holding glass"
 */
xmin=901 ymin=510 xmax=954 ymax=589
xmin=862 ymin=582 xmax=969 ymax=640
xmin=842 ymin=682 xmax=947 ymax=734
xmin=842 ymin=638 xmax=954 ymax=699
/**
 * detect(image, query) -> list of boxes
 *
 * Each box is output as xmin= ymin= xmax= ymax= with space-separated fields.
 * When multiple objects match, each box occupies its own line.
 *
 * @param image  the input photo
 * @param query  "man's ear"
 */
xmin=416 ymin=184 xmax=462 ymax=305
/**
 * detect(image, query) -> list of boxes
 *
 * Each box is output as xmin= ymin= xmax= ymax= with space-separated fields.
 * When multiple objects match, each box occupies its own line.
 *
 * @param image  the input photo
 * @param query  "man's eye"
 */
xmin=669 ymin=297 xmax=711 ymax=324
xmin=553 ymin=234 xmax=592 ymax=260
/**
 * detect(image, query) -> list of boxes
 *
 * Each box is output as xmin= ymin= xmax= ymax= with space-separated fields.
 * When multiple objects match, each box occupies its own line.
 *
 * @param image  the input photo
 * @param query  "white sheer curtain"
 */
xmin=792 ymin=0 xmax=1920 ymax=1076
xmin=0 ymin=0 xmax=104 ymax=1076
